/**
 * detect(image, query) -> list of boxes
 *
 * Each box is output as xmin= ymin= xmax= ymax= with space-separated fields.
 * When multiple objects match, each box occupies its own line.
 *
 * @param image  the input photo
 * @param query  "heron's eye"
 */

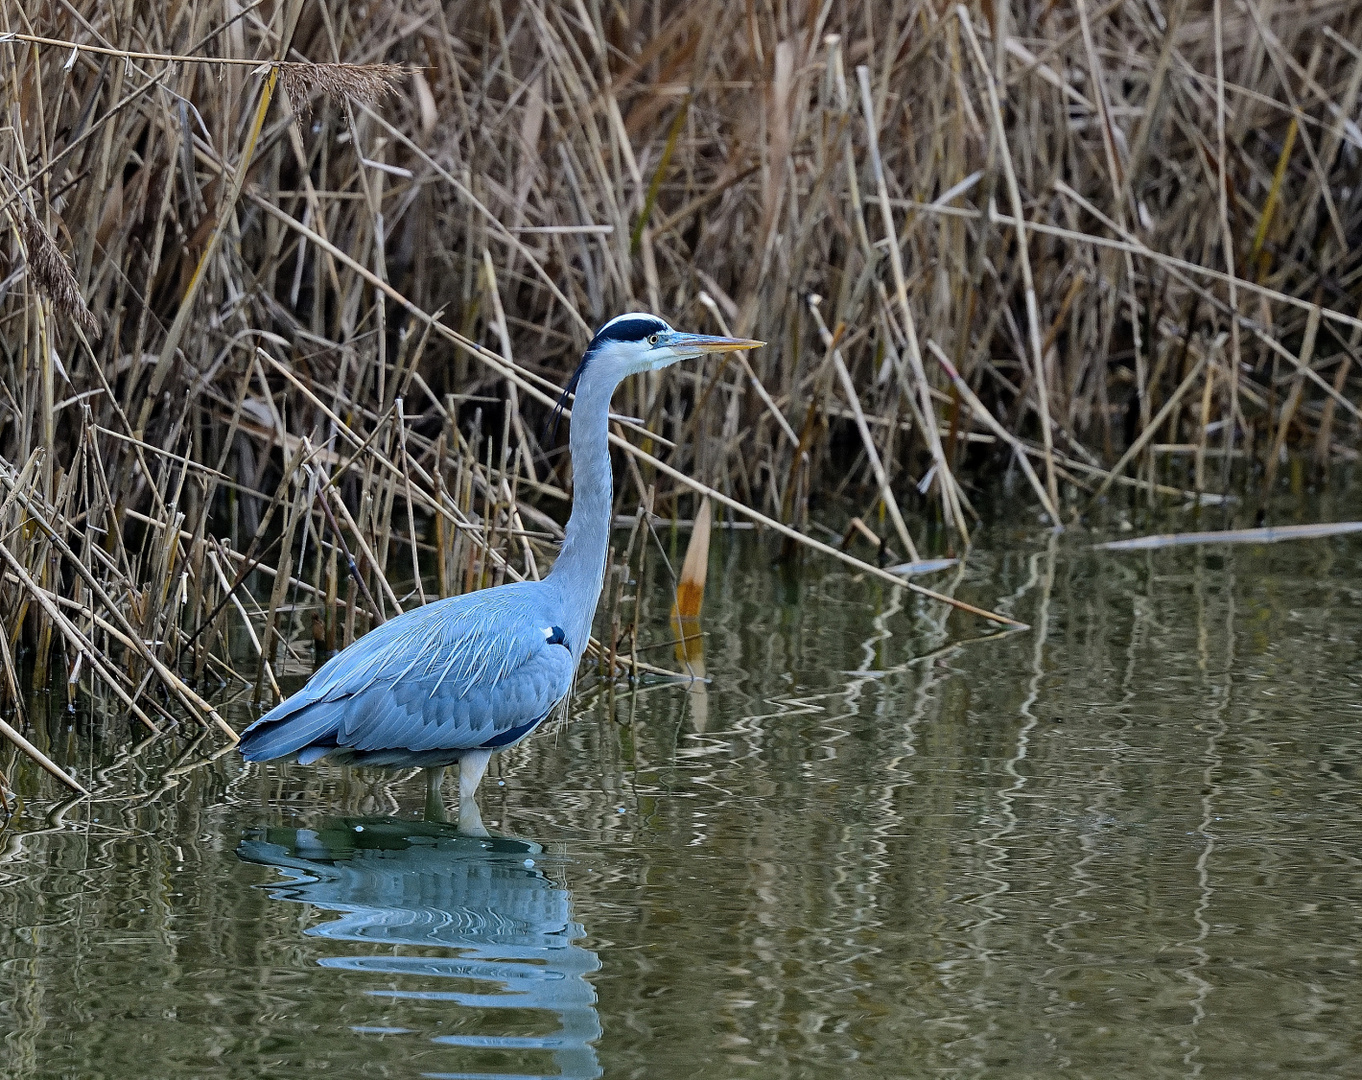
xmin=648 ymin=333 xmax=660 ymax=346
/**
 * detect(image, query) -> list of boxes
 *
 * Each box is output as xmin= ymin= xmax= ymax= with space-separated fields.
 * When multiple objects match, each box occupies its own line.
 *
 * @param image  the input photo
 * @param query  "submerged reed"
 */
xmin=1 ymin=2 xmax=1360 ymax=775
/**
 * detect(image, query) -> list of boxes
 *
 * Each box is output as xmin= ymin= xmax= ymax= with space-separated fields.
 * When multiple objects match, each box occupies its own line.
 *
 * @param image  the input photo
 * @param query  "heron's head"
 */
xmin=585 ymin=313 xmax=763 ymax=378
xmin=550 ymin=313 xmax=763 ymax=434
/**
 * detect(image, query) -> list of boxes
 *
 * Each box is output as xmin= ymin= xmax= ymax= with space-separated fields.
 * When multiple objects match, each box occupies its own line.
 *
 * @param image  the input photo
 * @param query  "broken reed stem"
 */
xmin=956 ymin=9 xmax=1061 ymax=515
xmin=0 ymin=539 xmax=158 ymax=733
xmin=855 ymin=64 xmax=968 ymax=543
xmin=1211 ymin=0 xmax=1243 ymax=476
xmin=914 ymin=190 xmax=1362 ymax=339
xmin=0 ymin=468 xmax=234 ymax=738
xmin=697 ymin=292 xmax=799 ymax=449
xmin=2 ymin=31 xmax=405 ymax=81
xmin=1093 ymin=354 xmax=1211 ymax=501
xmin=809 ymin=297 xmax=921 ymax=562
xmin=137 ymin=63 xmax=281 ymax=434
xmin=0 ymin=714 xmax=88 ymax=796
xmin=206 ymin=546 xmax=281 ymax=701
xmin=926 ymin=340 xmax=1059 ymax=523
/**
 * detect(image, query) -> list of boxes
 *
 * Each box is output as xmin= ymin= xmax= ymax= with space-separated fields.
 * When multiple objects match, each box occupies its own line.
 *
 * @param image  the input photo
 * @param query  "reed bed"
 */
xmin=1 ymin=1 xmax=1361 ymax=770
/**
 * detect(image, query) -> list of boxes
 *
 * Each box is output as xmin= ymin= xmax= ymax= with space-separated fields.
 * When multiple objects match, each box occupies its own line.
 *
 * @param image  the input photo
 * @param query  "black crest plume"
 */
xmin=546 ymin=353 xmax=589 ymax=445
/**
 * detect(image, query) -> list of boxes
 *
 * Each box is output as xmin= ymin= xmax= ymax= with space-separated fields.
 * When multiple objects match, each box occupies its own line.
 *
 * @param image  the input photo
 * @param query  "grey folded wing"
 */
xmin=238 ymin=587 xmax=576 ymax=761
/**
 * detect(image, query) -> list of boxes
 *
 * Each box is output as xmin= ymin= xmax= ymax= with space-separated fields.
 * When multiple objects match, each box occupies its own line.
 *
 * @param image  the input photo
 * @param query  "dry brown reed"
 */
xmin=1 ymin=1 xmax=1360 ymax=776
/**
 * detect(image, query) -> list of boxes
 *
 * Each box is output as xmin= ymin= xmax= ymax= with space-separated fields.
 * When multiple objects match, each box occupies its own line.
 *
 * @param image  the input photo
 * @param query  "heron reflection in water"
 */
xmin=238 ymin=819 xmax=602 ymax=1080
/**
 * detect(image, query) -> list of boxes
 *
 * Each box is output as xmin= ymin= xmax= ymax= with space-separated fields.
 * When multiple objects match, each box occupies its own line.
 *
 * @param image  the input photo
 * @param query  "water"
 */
xmin=4 ymin=518 xmax=1362 ymax=1078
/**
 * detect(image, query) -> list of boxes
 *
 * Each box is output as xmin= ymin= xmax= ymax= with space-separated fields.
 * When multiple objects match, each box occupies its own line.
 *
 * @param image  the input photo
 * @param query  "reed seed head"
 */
xmin=279 ymin=62 xmax=404 ymax=121
xmin=17 ymin=209 xmax=95 ymax=332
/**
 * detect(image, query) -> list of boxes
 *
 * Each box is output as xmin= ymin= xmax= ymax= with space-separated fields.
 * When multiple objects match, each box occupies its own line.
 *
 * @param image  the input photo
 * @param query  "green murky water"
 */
xmin=4 ymin=515 xmax=1362 ymax=1078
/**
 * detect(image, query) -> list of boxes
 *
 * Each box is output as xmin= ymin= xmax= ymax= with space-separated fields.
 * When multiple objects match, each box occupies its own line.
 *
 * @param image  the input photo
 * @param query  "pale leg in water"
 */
xmin=457 ymin=749 xmax=493 ymax=836
xmin=424 ymin=766 xmax=447 ymax=823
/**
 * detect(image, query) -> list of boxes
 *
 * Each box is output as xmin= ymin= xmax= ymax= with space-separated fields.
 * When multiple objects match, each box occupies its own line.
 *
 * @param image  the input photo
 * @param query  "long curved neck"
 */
xmin=547 ymin=363 xmax=619 ymax=659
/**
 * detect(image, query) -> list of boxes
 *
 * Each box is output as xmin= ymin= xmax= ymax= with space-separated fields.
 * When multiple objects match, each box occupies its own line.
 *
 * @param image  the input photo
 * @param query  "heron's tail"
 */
xmin=237 ymin=698 xmax=345 ymax=762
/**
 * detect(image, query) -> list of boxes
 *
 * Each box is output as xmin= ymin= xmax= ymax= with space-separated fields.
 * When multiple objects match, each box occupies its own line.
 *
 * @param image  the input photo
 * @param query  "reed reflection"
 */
xmin=238 ymin=818 xmax=602 ymax=1079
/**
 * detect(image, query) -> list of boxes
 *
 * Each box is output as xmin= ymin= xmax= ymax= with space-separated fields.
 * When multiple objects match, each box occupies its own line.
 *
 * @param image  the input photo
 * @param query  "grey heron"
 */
xmin=238 ymin=313 xmax=762 ymax=832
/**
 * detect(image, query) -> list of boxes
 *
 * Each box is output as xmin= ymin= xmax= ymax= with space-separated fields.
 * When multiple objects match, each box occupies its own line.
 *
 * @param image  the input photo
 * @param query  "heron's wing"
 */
xmin=336 ymin=626 xmax=575 ymax=753
xmin=239 ymin=585 xmax=576 ymax=761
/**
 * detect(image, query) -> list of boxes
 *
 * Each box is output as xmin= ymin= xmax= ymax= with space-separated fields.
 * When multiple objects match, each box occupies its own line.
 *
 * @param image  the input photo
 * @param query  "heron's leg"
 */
xmin=456 ymin=749 xmax=493 ymax=836
xmin=423 ymin=766 xmax=447 ymax=823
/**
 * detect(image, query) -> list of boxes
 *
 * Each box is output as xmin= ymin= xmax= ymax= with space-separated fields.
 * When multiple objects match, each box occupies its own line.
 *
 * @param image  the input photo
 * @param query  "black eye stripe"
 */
xmin=590 ymin=316 xmax=667 ymax=346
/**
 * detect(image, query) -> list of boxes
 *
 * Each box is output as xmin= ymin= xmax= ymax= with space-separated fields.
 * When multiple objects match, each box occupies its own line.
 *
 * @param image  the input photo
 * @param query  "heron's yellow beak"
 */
xmin=655 ymin=332 xmax=765 ymax=358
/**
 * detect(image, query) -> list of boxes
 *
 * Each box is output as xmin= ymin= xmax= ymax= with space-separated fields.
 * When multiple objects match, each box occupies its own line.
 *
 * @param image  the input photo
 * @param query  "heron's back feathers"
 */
xmin=238 ymin=582 xmax=576 ymax=765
